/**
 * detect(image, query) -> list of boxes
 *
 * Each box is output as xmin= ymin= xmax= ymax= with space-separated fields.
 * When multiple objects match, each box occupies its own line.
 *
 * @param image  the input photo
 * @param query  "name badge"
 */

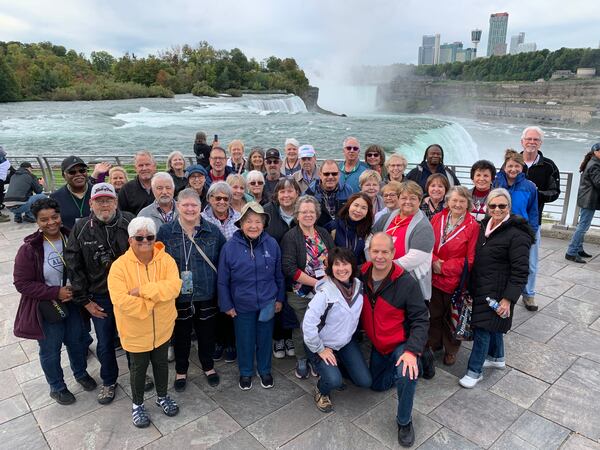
xmin=181 ymin=270 xmax=193 ymax=295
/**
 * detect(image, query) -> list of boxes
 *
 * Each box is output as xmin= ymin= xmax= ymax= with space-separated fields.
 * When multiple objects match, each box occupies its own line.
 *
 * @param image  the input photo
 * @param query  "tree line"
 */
xmin=414 ymin=47 xmax=600 ymax=81
xmin=0 ymin=41 xmax=309 ymax=102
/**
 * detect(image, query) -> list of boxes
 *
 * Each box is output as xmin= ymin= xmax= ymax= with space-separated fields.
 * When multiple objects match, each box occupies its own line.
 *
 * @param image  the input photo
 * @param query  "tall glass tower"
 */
xmin=486 ymin=12 xmax=509 ymax=56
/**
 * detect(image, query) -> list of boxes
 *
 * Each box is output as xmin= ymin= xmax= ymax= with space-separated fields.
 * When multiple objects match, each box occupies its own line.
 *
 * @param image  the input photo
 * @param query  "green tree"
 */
xmin=91 ymin=51 xmax=116 ymax=73
xmin=0 ymin=56 xmax=20 ymax=101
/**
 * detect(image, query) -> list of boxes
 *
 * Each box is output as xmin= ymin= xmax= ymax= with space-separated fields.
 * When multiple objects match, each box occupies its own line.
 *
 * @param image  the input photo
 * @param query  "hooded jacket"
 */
xmin=303 ymin=277 xmax=363 ymax=354
xmin=5 ymin=168 xmax=44 ymax=203
xmin=576 ymin=155 xmax=600 ymax=210
xmin=494 ymin=171 xmax=539 ymax=233
xmin=107 ymin=243 xmax=181 ymax=353
xmin=521 ymin=150 xmax=560 ymax=225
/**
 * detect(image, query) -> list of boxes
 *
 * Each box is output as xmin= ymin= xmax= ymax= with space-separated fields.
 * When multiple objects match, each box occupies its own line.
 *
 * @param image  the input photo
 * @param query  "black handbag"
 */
xmin=450 ymin=257 xmax=474 ymax=341
xmin=38 ymin=263 xmax=69 ymax=324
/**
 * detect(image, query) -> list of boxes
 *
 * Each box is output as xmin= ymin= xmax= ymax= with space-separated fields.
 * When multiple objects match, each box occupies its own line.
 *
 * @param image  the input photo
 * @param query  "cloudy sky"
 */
xmin=1 ymin=0 xmax=598 ymax=83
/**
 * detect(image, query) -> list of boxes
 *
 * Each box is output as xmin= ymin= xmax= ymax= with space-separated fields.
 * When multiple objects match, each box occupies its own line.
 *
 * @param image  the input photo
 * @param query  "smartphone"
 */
xmin=214 ymin=134 xmax=218 ymax=141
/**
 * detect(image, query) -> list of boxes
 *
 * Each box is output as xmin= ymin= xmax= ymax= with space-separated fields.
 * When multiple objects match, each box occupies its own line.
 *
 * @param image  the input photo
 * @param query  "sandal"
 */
xmin=156 ymin=395 xmax=179 ymax=417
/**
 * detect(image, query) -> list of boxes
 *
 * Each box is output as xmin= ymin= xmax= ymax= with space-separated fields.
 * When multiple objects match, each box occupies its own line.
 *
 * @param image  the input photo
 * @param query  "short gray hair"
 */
xmin=134 ymin=150 xmax=156 ymax=165
xmin=487 ymin=188 xmax=512 ymax=211
xmin=343 ymin=136 xmax=360 ymax=148
xmin=207 ymin=181 xmax=232 ymax=199
xmin=285 ymin=138 xmax=299 ymax=148
xmin=177 ymin=188 xmax=201 ymax=205
xmin=521 ymin=126 xmax=544 ymax=141
xmin=385 ymin=153 xmax=407 ymax=168
xmin=246 ymin=170 xmax=265 ymax=184
xmin=445 ymin=186 xmax=473 ymax=211
xmin=128 ymin=217 xmax=157 ymax=237
xmin=293 ymin=195 xmax=321 ymax=221
xmin=151 ymin=172 xmax=175 ymax=189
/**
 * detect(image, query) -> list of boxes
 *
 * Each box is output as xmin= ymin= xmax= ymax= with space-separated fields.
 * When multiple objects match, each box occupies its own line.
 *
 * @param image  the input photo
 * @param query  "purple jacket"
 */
xmin=13 ymin=228 xmax=70 ymax=340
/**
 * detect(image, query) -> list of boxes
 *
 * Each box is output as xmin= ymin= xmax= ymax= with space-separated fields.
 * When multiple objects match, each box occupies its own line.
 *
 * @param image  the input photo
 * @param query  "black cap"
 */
xmin=20 ymin=162 xmax=32 ymax=169
xmin=265 ymin=148 xmax=281 ymax=160
xmin=61 ymin=156 xmax=87 ymax=173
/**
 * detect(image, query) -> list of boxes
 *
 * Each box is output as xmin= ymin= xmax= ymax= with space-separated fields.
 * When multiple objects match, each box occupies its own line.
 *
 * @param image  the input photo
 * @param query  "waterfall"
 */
xmin=239 ymin=95 xmax=307 ymax=114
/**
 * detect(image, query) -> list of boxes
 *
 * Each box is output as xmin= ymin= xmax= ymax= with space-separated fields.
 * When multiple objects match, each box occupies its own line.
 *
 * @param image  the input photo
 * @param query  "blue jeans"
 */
xmin=90 ymin=294 xmax=119 ymax=386
xmin=233 ymin=311 xmax=274 ymax=377
xmin=10 ymin=193 xmax=47 ymax=218
xmin=523 ymin=227 xmax=540 ymax=297
xmin=567 ymin=208 xmax=596 ymax=255
xmin=466 ymin=327 xmax=505 ymax=378
xmin=369 ymin=343 xmax=421 ymax=426
xmin=38 ymin=302 xmax=89 ymax=392
xmin=312 ymin=340 xmax=372 ymax=395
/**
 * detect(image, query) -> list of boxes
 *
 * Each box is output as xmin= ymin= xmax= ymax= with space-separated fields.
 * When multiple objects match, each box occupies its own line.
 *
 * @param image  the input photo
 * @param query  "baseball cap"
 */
xmin=265 ymin=148 xmax=281 ymax=160
xmin=61 ymin=156 xmax=88 ymax=173
xmin=90 ymin=183 xmax=117 ymax=200
xmin=298 ymin=145 xmax=315 ymax=158
xmin=20 ymin=162 xmax=33 ymax=169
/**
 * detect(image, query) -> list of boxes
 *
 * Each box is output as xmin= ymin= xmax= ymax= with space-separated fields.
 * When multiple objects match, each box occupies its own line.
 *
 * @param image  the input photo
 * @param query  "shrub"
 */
xmin=191 ymin=81 xmax=218 ymax=97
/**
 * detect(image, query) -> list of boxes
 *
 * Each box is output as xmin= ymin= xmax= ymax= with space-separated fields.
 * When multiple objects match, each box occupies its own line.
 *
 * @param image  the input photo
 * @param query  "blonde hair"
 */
xmin=359 ymin=169 xmax=382 ymax=187
xmin=166 ymin=151 xmax=186 ymax=171
xmin=228 ymin=139 xmax=245 ymax=154
xmin=399 ymin=180 xmax=424 ymax=200
xmin=108 ymin=166 xmax=128 ymax=182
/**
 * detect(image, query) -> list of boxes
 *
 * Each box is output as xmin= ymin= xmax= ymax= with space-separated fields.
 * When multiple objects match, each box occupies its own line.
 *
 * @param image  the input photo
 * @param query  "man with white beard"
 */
xmin=137 ymin=172 xmax=178 ymax=231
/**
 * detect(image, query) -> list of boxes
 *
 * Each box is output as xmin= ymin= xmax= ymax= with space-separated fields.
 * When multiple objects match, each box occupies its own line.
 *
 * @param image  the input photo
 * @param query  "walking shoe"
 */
xmin=422 ymin=347 xmax=436 ymax=379
xmin=132 ymin=404 xmax=150 ymax=428
xmin=273 ymin=339 xmax=285 ymax=359
xmin=167 ymin=344 xmax=175 ymax=362
xmin=50 ymin=388 xmax=76 ymax=405
xmin=565 ymin=253 xmax=587 ymax=264
xmin=239 ymin=376 xmax=252 ymax=390
xmin=76 ymin=374 xmax=97 ymax=391
xmin=213 ymin=343 xmax=224 ymax=361
xmin=284 ymin=339 xmax=295 ymax=357
xmin=483 ymin=359 xmax=506 ymax=369
xmin=295 ymin=359 xmax=309 ymax=379
xmin=579 ymin=249 xmax=593 ymax=258
xmin=260 ymin=373 xmax=274 ymax=389
xmin=314 ymin=386 xmax=333 ymax=413
xmin=443 ymin=353 xmax=457 ymax=366
xmin=205 ymin=371 xmax=220 ymax=387
xmin=174 ymin=376 xmax=187 ymax=392
xmin=156 ymin=395 xmax=179 ymax=417
xmin=97 ymin=383 xmax=117 ymax=404
xmin=459 ymin=374 xmax=482 ymax=388
xmin=522 ymin=296 xmax=538 ymax=311
xmin=308 ymin=359 xmax=318 ymax=378
xmin=397 ymin=421 xmax=415 ymax=448
xmin=144 ymin=375 xmax=154 ymax=392
xmin=0 ymin=213 xmax=9 ymax=223
xmin=224 ymin=346 xmax=237 ymax=363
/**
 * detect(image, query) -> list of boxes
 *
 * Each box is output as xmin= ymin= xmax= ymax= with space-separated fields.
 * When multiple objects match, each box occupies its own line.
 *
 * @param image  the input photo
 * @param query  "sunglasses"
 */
xmin=67 ymin=168 xmax=88 ymax=175
xmin=133 ymin=235 xmax=155 ymax=242
xmin=266 ymin=159 xmax=279 ymax=165
xmin=487 ymin=204 xmax=508 ymax=210
xmin=366 ymin=153 xmax=380 ymax=158
xmin=213 ymin=195 xmax=229 ymax=202
xmin=345 ymin=146 xmax=360 ymax=152
xmin=249 ymin=181 xmax=264 ymax=186
xmin=322 ymin=172 xmax=339 ymax=177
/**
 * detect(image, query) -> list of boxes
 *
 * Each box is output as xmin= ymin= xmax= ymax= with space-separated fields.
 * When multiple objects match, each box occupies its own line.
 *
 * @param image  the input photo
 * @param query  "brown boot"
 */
xmin=443 ymin=353 xmax=456 ymax=366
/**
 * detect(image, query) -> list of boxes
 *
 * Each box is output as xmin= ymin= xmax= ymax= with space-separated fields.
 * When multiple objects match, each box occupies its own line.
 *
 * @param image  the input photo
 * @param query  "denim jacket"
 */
xmin=157 ymin=219 xmax=226 ymax=303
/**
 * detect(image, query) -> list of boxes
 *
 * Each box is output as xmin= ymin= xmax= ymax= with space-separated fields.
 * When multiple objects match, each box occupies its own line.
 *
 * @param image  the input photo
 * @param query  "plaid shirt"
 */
xmin=201 ymin=206 xmax=241 ymax=240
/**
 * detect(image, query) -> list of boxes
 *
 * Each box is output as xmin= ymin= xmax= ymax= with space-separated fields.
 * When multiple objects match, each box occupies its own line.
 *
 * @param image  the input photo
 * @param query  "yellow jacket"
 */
xmin=107 ymin=242 xmax=182 ymax=353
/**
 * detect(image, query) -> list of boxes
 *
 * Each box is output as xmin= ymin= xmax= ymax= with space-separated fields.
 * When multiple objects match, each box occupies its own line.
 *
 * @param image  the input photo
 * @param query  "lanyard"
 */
xmin=43 ymin=233 xmax=68 ymax=279
xmin=180 ymin=221 xmax=195 ymax=271
xmin=67 ymin=185 xmax=87 ymax=218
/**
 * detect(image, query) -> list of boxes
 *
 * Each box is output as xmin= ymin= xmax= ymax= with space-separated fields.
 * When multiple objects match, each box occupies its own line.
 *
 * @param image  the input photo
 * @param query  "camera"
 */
xmin=94 ymin=244 xmax=113 ymax=268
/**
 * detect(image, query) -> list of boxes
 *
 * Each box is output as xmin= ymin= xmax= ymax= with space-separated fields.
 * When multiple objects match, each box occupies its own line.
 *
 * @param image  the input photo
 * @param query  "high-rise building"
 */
xmin=434 ymin=34 xmax=441 ymax=65
xmin=439 ymin=42 xmax=463 ymax=64
xmin=418 ymin=35 xmax=436 ymax=65
xmin=487 ymin=12 xmax=509 ymax=56
xmin=456 ymin=48 xmax=476 ymax=62
xmin=515 ymin=42 xmax=537 ymax=54
xmin=510 ymin=32 xmax=525 ymax=54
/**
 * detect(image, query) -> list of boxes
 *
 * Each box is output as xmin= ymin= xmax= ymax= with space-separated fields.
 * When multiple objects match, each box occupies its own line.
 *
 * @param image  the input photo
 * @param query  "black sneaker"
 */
xmin=144 ymin=375 xmax=154 ymax=392
xmin=579 ymin=249 xmax=593 ymax=258
xmin=260 ymin=373 xmax=274 ymax=389
xmin=76 ymin=374 xmax=97 ymax=391
xmin=213 ymin=344 xmax=224 ymax=361
xmin=421 ymin=347 xmax=436 ymax=380
xmin=174 ymin=377 xmax=187 ymax=392
xmin=224 ymin=346 xmax=237 ymax=363
xmin=398 ymin=421 xmax=415 ymax=448
xmin=50 ymin=388 xmax=76 ymax=405
xmin=239 ymin=376 xmax=252 ymax=390
xmin=565 ymin=253 xmax=587 ymax=264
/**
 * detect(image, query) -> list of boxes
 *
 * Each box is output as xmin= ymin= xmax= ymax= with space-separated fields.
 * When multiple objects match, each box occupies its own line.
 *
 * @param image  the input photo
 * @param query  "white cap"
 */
xmin=298 ymin=145 xmax=315 ymax=158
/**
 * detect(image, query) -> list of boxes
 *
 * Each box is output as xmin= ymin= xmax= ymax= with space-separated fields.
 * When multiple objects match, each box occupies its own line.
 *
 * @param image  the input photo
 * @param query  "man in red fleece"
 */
xmin=361 ymin=232 xmax=429 ymax=448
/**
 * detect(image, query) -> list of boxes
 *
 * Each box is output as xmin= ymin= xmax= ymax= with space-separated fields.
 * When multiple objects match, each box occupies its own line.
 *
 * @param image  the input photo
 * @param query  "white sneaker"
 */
xmin=483 ymin=359 xmax=506 ymax=369
xmin=167 ymin=345 xmax=175 ymax=363
xmin=459 ymin=374 xmax=482 ymax=389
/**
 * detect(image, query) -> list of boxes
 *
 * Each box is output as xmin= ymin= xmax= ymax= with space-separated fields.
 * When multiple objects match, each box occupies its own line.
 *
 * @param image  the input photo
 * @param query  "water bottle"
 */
xmin=486 ymin=297 xmax=507 ymax=318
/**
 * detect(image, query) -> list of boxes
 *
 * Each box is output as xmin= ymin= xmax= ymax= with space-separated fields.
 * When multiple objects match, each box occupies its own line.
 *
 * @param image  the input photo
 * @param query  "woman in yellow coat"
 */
xmin=108 ymin=217 xmax=182 ymax=428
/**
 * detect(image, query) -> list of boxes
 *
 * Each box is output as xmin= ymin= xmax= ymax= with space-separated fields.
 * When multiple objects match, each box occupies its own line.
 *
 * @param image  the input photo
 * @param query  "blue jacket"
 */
xmin=338 ymin=161 xmax=368 ymax=192
xmin=326 ymin=218 xmax=367 ymax=265
xmin=494 ymin=171 xmax=539 ymax=233
xmin=157 ymin=219 xmax=226 ymax=303
xmin=305 ymin=180 xmax=354 ymax=227
xmin=218 ymin=230 xmax=285 ymax=313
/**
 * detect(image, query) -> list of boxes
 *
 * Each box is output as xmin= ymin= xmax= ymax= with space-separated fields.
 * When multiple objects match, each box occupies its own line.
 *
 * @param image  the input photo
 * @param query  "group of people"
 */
xmin=7 ymin=125 xmax=600 ymax=447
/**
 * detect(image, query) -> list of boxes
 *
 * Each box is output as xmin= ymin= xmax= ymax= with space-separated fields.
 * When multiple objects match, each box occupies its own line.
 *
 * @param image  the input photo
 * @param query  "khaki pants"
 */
xmin=287 ymin=292 xmax=310 ymax=360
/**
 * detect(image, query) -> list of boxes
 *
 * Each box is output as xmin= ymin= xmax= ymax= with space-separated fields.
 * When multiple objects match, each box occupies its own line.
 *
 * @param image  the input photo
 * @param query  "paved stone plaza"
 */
xmin=1 ymin=221 xmax=600 ymax=449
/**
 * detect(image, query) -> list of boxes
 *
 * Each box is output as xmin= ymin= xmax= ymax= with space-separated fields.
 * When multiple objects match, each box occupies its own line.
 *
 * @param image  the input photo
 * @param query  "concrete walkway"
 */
xmin=1 ymin=220 xmax=599 ymax=449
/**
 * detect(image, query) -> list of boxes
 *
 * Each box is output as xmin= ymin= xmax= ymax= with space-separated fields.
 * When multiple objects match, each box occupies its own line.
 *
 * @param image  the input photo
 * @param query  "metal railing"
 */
xmin=5 ymin=154 xmax=595 ymax=230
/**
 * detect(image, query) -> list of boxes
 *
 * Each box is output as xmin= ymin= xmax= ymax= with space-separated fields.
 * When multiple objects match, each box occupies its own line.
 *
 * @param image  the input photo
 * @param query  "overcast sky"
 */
xmin=1 ymin=0 xmax=598 ymax=83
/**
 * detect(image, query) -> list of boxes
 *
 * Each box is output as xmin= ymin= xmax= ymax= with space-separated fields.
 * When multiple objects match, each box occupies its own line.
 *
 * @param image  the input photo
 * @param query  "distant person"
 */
xmin=406 ymin=144 xmax=460 ymax=191
xmin=565 ymin=143 xmax=600 ymax=263
xmin=263 ymin=148 xmax=283 ymax=202
xmin=226 ymin=140 xmax=246 ymax=175
xmin=118 ymin=151 xmax=157 ymax=215
xmin=207 ymin=147 xmax=234 ymax=185
xmin=294 ymin=144 xmax=319 ymax=193
xmin=469 ymin=160 xmax=497 ymax=222
xmin=4 ymin=162 xmax=45 ymax=223
xmin=108 ymin=166 xmax=129 ymax=194
xmin=166 ymin=151 xmax=188 ymax=196
xmin=420 ymin=174 xmax=450 ymax=221
xmin=519 ymin=126 xmax=560 ymax=311
xmin=194 ymin=132 xmax=212 ymax=168
xmin=281 ymin=138 xmax=301 ymax=176
xmin=50 ymin=156 xmax=92 ymax=229
xmin=339 ymin=136 xmax=368 ymax=192
xmin=137 ymin=172 xmax=178 ymax=232
xmin=246 ymin=147 xmax=266 ymax=173
xmin=305 ymin=160 xmax=353 ymax=227
xmin=0 ymin=145 xmax=12 ymax=222
xmin=385 ymin=153 xmax=408 ymax=184
xmin=364 ymin=144 xmax=387 ymax=179
xmin=185 ymin=164 xmax=208 ymax=207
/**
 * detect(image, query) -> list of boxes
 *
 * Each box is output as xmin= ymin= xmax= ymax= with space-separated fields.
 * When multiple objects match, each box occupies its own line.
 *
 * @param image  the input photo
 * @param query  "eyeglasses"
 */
xmin=249 ymin=181 xmax=264 ymax=186
xmin=133 ymin=235 xmax=155 ymax=242
xmin=212 ymin=195 xmax=229 ymax=202
xmin=345 ymin=146 xmax=360 ymax=152
xmin=93 ymin=197 xmax=115 ymax=205
xmin=210 ymin=157 xmax=226 ymax=161
xmin=322 ymin=172 xmax=339 ymax=177
xmin=67 ymin=168 xmax=88 ymax=175
xmin=300 ymin=157 xmax=313 ymax=161
xmin=382 ymin=193 xmax=398 ymax=198
xmin=487 ymin=204 xmax=508 ymax=210
xmin=523 ymin=138 xmax=541 ymax=142
xmin=366 ymin=153 xmax=380 ymax=158
xmin=266 ymin=159 xmax=279 ymax=165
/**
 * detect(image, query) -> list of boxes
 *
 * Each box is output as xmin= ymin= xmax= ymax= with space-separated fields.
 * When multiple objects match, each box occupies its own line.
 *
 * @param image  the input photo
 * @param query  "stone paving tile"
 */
xmin=145 ymin=408 xmax=241 ymax=449
xmin=489 ymin=370 xmax=549 ymax=409
xmin=536 ymin=259 xmax=567 ymax=277
xmin=191 ymin=360 xmax=243 ymax=396
xmin=429 ymin=388 xmax=523 ymax=448
xmin=0 ymin=394 xmax=30 ymax=425
xmin=354 ymin=396 xmax=440 ymax=448
xmin=247 ymin=394 xmax=328 ymax=449
xmin=543 ymin=296 xmax=600 ymax=326
xmin=554 ymin=265 xmax=600 ymax=290
xmin=509 ymin=305 xmax=537 ymax=328
xmin=44 ymin=397 xmax=161 ymax=450
xmin=534 ymin=274 xmax=574 ymax=299
xmin=209 ymin=429 xmax=267 ymax=450
xmin=0 ymin=368 xmax=20 ymax=401
xmin=513 ymin=313 xmax=568 ymax=343
xmin=0 ymin=293 xmax=19 ymax=319
xmin=560 ymin=434 xmax=600 ymax=449
xmin=531 ymin=357 xmax=600 ymax=440
xmin=548 ymin=324 xmax=600 ymax=363
xmin=414 ymin=368 xmax=460 ymax=414
xmin=563 ymin=284 xmax=600 ymax=307
xmin=280 ymin=415 xmax=384 ymax=450
xmin=323 ymin=381 xmax=392 ymax=420
xmin=0 ymin=319 xmax=23 ymax=348
xmin=503 ymin=333 xmax=577 ymax=383
xmin=282 ymin=367 xmax=318 ymax=395
xmin=417 ymin=427 xmax=481 ymax=449
xmin=591 ymin=317 xmax=600 ymax=332
xmin=20 ymin=374 xmax=86 ymax=411
xmin=490 ymin=432 xmax=537 ymax=450
xmin=508 ymin=410 xmax=570 ymax=449
xmin=0 ymin=342 xmax=28 ymax=371
xmin=0 ymin=413 xmax=49 ymax=449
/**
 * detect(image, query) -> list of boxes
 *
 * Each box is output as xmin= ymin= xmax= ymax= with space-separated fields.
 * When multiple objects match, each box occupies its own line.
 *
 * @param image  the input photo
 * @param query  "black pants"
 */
xmin=173 ymin=301 xmax=217 ymax=374
xmin=273 ymin=311 xmax=292 ymax=341
xmin=129 ymin=341 xmax=169 ymax=405
xmin=215 ymin=312 xmax=235 ymax=348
